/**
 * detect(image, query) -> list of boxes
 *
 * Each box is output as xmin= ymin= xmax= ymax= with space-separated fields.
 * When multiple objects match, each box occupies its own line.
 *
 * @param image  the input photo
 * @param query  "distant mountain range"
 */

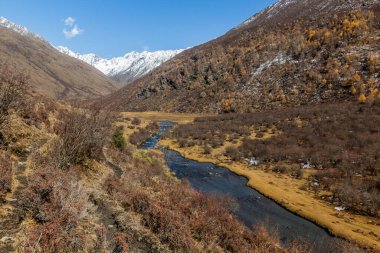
xmin=0 ymin=17 xmax=120 ymax=100
xmin=0 ymin=16 xmax=183 ymax=85
xmin=56 ymin=46 xmax=184 ymax=84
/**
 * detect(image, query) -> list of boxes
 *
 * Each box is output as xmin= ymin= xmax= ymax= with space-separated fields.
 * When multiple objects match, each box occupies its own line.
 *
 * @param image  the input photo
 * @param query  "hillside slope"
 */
xmin=0 ymin=25 xmax=121 ymax=100
xmin=56 ymin=46 xmax=184 ymax=84
xmin=97 ymin=0 xmax=379 ymax=113
xmin=0 ymin=64 xmax=340 ymax=253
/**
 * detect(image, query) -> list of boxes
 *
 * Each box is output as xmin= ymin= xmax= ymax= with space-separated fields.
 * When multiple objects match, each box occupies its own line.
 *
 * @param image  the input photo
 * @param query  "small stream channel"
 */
xmin=141 ymin=122 xmax=339 ymax=252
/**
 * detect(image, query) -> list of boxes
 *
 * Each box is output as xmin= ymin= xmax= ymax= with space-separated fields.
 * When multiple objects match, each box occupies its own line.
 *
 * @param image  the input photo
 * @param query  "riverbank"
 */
xmin=159 ymin=138 xmax=380 ymax=252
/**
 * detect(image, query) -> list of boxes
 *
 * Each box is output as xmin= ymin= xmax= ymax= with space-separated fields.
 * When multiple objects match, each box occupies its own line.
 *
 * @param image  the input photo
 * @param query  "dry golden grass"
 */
xmin=159 ymin=138 xmax=380 ymax=252
xmin=115 ymin=117 xmax=151 ymax=143
xmin=121 ymin=111 xmax=214 ymax=124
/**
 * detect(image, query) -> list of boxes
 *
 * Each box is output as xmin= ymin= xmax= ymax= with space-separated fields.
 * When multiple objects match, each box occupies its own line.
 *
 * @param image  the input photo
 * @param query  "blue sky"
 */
xmin=0 ymin=1 xmax=276 ymax=58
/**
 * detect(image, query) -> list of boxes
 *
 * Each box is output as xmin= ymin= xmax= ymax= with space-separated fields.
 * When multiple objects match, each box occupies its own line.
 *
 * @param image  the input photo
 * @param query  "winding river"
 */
xmin=141 ymin=122 xmax=339 ymax=252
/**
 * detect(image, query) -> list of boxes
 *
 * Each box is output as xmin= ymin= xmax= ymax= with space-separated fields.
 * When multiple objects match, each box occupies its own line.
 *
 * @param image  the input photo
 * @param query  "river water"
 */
xmin=141 ymin=122 xmax=339 ymax=252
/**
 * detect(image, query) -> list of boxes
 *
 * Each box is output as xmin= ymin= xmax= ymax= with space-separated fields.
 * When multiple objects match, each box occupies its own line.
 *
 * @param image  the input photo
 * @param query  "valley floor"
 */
xmin=119 ymin=111 xmax=380 ymax=251
xmin=121 ymin=111 xmax=215 ymax=124
xmin=158 ymin=138 xmax=380 ymax=252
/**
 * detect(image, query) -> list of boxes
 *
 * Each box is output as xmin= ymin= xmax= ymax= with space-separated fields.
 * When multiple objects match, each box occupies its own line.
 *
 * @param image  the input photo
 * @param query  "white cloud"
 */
xmin=63 ymin=25 xmax=83 ymax=39
xmin=63 ymin=16 xmax=83 ymax=39
xmin=64 ymin=16 xmax=75 ymax=26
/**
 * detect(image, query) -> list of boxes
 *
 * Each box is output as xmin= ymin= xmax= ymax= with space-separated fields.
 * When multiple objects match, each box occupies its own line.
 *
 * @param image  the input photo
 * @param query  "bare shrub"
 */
xmin=129 ymin=122 xmax=159 ymax=146
xmin=19 ymin=166 xmax=91 ymax=253
xmin=113 ymin=232 xmax=130 ymax=253
xmin=225 ymin=146 xmax=240 ymax=161
xmin=203 ymin=145 xmax=212 ymax=154
xmin=0 ymin=62 xmax=29 ymax=128
xmin=253 ymin=223 xmax=281 ymax=252
xmin=51 ymin=110 xmax=113 ymax=169
xmin=272 ymin=166 xmax=288 ymax=174
xmin=131 ymin=117 xmax=141 ymax=125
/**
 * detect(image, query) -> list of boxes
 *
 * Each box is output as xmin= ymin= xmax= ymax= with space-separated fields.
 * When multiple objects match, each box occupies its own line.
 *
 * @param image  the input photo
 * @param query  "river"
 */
xmin=141 ymin=122 xmax=339 ymax=252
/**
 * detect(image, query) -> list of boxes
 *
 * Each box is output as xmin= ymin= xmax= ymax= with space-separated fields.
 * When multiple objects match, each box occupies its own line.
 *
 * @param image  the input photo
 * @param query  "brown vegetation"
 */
xmin=170 ymin=102 xmax=380 ymax=218
xmin=0 ymin=153 xmax=12 ymax=202
xmin=12 ymin=116 xmax=312 ymax=253
xmin=0 ymin=62 xmax=28 ymax=128
xmin=97 ymin=5 xmax=380 ymax=113
xmin=50 ymin=109 xmax=113 ymax=169
xmin=19 ymin=166 xmax=101 ymax=253
xmin=0 ymin=11 xmax=373 ymax=251
xmin=0 ymin=93 xmax=364 ymax=252
xmin=102 ymin=147 xmax=319 ymax=253
xmin=129 ymin=121 xmax=159 ymax=146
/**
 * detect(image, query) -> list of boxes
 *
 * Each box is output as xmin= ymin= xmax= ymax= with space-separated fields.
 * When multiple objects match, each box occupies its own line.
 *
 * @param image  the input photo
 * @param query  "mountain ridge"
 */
xmin=0 ymin=17 xmax=43 ymax=40
xmin=0 ymin=16 xmax=183 ymax=86
xmin=0 ymin=18 xmax=121 ymax=100
xmin=236 ymin=0 xmax=377 ymax=29
xmin=56 ymin=46 xmax=184 ymax=84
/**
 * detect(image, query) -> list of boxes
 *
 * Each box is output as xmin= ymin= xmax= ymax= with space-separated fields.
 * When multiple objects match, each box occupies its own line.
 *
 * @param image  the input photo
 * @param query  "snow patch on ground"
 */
xmin=254 ymin=53 xmax=292 ymax=76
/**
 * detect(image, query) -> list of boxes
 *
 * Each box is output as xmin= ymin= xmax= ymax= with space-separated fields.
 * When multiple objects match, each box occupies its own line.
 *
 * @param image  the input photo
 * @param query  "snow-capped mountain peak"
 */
xmin=0 ymin=16 xmax=42 ymax=39
xmin=0 ymin=16 xmax=184 ymax=84
xmin=55 ymin=46 xmax=102 ymax=65
xmin=56 ymin=46 xmax=184 ymax=84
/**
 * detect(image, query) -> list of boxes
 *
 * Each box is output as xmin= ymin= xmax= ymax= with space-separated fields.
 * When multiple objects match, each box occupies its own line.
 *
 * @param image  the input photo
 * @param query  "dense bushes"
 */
xmin=225 ymin=146 xmax=241 ymax=161
xmin=129 ymin=122 xmax=159 ymax=146
xmin=237 ymin=104 xmax=380 ymax=216
xmin=19 ymin=166 xmax=104 ymax=252
xmin=171 ymin=102 xmax=380 ymax=217
xmin=51 ymin=110 xmax=113 ymax=169
xmin=131 ymin=117 xmax=141 ymax=125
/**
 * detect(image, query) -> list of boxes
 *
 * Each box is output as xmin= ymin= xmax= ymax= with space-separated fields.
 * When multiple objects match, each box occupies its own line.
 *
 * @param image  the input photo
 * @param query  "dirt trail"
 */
xmin=0 ymin=154 xmax=28 ymax=253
